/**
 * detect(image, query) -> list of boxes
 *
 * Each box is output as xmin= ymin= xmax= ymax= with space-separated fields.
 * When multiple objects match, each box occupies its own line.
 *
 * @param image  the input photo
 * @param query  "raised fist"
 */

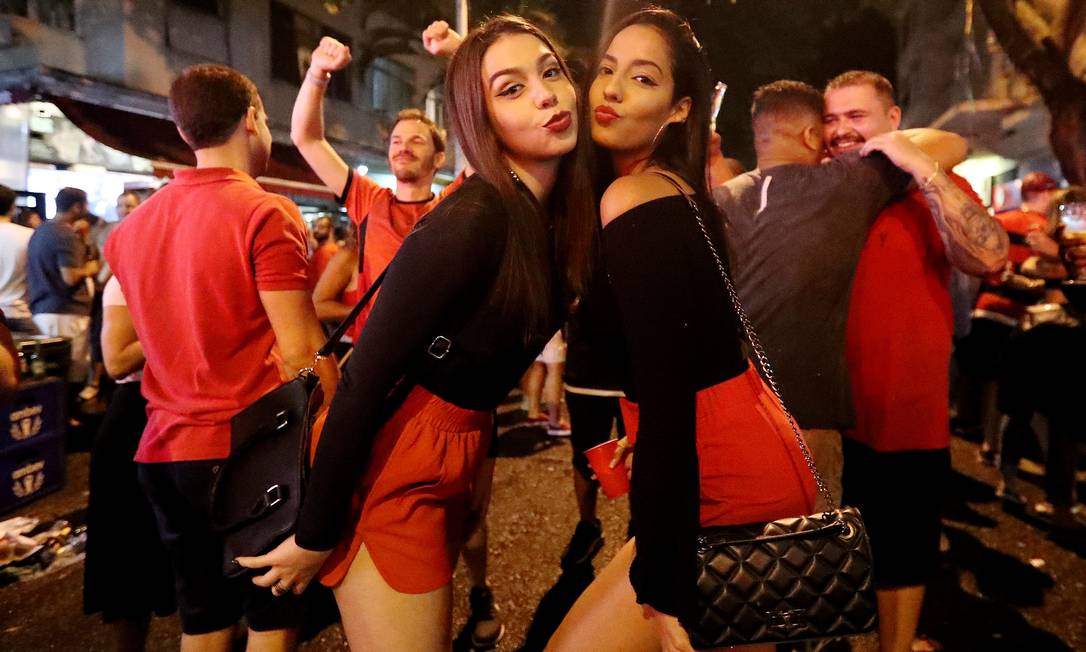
xmin=310 ymin=36 xmax=352 ymax=75
xmin=422 ymin=20 xmax=463 ymax=59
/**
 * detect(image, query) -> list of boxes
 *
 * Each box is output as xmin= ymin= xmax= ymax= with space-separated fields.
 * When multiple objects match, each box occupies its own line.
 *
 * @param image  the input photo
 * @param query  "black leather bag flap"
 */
xmin=210 ymin=374 xmax=318 ymax=577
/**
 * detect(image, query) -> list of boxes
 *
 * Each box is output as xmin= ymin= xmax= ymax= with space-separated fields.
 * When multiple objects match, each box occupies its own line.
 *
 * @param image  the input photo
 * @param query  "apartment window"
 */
xmin=363 ymin=58 xmax=414 ymax=118
xmin=425 ymin=86 xmax=446 ymax=131
xmin=269 ymin=1 xmax=351 ymax=103
xmin=0 ymin=0 xmax=76 ymax=31
xmin=172 ymin=0 xmax=219 ymax=14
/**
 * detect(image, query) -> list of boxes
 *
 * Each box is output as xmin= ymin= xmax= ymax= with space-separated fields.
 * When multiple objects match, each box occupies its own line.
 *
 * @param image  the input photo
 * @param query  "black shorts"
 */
xmin=138 ymin=460 xmax=302 ymax=635
xmin=955 ymin=316 xmax=1014 ymax=381
xmin=566 ymin=392 xmax=625 ymax=480
xmin=842 ymin=439 xmax=949 ymax=589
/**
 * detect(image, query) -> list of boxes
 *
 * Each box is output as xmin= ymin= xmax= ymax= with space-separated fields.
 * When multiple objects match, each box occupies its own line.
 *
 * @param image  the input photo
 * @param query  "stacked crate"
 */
xmin=0 ymin=378 xmax=66 ymax=513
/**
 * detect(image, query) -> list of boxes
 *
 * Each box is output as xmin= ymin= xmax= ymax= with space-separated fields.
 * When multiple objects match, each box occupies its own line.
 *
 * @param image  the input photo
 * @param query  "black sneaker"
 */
xmin=453 ymin=586 xmax=505 ymax=651
xmin=560 ymin=518 xmax=604 ymax=570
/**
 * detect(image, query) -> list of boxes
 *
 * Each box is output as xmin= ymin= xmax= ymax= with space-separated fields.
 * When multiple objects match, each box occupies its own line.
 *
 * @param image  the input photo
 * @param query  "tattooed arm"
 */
xmin=859 ymin=132 xmax=1008 ymax=276
xmin=920 ymin=170 xmax=1008 ymax=275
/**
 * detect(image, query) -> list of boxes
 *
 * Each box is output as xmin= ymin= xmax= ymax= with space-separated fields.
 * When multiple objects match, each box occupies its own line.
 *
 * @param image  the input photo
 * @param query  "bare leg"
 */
xmin=246 ymin=628 xmax=298 ymax=652
xmin=463 ymin=457 xmax=496 ymax=587
xmin=547 ymin=539 xmax=772 ymax=652
xmin=573 ymin=471 xmax=598 ymax=522
xmin=546 ymin=539 xmax=656 ymax=652
xmin=110 ymin=617 xmax=150 ymax=652
xmin=334 ymin=543 xmax=452 ymax=651
xmin=876 ymin=586 xmax=925 ymax=652
xmin=180 ymin=628 xmax=234 ymax=652
xmin=460 ymin=458 xmax=504 ymax=645
xmin=523 ymin=363 xmax=546 ymax=419
xmin=543 ymin=361 xmax=566 ymax=426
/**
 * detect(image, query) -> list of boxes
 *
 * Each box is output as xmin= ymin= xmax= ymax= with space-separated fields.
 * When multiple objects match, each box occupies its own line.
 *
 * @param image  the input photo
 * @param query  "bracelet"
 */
xmin=921 ymin=161 xmax=941 ymax=191
xmin=306 ymin=69 xmax=331 ymax=88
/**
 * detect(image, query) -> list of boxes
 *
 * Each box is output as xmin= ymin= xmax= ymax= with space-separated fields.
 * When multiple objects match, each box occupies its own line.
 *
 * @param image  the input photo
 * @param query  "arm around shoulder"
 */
xmin=902 ymin=128 xmax=968 ymax=171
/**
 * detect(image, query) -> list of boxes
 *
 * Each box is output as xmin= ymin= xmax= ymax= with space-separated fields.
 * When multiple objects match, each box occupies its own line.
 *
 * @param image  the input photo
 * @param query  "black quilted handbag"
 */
xmin=660 ymin=174 xmax=878 ymax=648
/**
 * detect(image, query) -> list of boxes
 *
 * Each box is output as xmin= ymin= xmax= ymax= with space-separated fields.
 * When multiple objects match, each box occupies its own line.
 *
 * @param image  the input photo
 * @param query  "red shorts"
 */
xmin=317 ymin=386 xmax=492 ymax=593
xmin=620 ymin=363 xmax=816 ymax=526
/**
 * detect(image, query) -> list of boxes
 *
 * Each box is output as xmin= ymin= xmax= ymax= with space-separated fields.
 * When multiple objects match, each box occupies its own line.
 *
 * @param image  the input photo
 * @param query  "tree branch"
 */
xmin=978 ymin=0 xmax=1071 ymax=99
xmin=1063 ymin=0 xmax=1086 ymax=55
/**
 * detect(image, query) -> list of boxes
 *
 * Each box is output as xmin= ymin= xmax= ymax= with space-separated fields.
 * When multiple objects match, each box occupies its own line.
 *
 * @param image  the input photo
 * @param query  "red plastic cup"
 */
xmin=584 ymin=439 xmax=630 ymax=499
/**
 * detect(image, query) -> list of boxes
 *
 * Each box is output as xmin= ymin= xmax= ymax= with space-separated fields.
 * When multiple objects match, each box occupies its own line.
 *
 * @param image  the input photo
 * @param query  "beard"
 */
xmin=391 ymin=154 xmax=435 ymax=183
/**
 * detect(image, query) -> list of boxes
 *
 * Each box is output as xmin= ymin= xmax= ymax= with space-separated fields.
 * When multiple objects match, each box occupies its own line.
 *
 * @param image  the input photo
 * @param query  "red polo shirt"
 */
xmin=845 ymin=172 xmax=983 ymax=452
xmin=105 ymin=168 xmax=310 ymax=462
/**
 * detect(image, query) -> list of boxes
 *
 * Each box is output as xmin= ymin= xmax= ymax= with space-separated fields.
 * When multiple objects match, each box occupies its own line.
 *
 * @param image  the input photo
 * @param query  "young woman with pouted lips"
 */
xmin=236 ymin=15 xmax=597 ymax=651
xmin=547 ymin=9 xmax=817 ymax=652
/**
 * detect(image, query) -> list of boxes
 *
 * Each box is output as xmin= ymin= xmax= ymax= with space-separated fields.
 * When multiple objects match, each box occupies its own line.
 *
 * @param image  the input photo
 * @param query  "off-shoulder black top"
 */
xmin=602 ymin=193 xmax=747 ymax=619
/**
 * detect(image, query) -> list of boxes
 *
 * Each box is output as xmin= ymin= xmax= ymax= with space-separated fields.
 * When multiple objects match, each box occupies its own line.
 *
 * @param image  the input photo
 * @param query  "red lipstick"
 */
xmin=544 ymin=110 xmax=572 ymax=133
xmin=594 ymin=105 xmax=619 ymax=125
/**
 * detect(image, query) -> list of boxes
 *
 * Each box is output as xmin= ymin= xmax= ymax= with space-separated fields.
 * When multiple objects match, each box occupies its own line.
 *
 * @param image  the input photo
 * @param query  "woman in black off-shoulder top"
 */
xmin=547 ymin=8 xmax=816 ymax=652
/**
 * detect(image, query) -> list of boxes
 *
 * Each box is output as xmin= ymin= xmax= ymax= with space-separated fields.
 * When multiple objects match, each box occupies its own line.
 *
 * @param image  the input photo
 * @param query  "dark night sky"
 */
xmin=377 ymin=0 xmax=900 ymax=167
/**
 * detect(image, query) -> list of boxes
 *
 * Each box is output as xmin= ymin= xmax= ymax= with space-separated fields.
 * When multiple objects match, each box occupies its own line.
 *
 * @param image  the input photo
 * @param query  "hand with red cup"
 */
xmin=584 ymin=438 xmax=632 ymax=499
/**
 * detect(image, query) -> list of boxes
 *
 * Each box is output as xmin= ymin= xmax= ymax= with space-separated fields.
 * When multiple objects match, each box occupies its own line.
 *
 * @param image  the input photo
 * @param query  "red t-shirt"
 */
xmin=105 ymin=168 xmax=310 ymax=462
xmin=845 ymin=172 xmax=983 ymax=452
xmin=973 ymin=209 xmax=1049 ymax=319
xmin=307 ymin=240 xmax=339 ymax=288
xmin=341 ymin=172 xmax=460 ymax=339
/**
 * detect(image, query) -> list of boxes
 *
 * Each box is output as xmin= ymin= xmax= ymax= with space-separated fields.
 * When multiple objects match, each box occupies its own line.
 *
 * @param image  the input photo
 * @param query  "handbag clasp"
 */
xmin=427 ymin=335 xmax=452 ymax=359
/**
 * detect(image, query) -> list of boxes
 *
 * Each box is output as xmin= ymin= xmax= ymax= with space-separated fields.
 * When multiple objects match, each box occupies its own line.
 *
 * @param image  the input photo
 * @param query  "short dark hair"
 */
xmin=393 ymin=109 xmax=446 ymax=153
xmin=751 ymin=80 xmax=824 ymax=127
xmin=825 ymin=70 xmax=896 ymax=108
xmin=169 ymin=64 xmax=260 ymax=150
xmin=55 ymin=187 xmax=88 ymax=214
xmin=0 ymin=184 xmax=14 ymax=216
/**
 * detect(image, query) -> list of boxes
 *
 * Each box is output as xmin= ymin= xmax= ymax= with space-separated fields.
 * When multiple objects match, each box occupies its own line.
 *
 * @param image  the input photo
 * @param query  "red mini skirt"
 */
xmin=316 ymin=386 xmax=492 ymax=593
xmin=620 ymin=362 xmax=816 ymax=526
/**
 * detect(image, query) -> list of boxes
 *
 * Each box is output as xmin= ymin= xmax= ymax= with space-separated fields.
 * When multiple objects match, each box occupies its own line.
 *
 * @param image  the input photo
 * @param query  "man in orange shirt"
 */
xmin=823 ymin=71 xmax=1007 ymax=652
xmin=106 ymin=64 xmax=337 ymax=651
xmin=294 ymin=38 xmax=451 ymax=340
xmin=306 ymin=215 xmax=338 ymax=288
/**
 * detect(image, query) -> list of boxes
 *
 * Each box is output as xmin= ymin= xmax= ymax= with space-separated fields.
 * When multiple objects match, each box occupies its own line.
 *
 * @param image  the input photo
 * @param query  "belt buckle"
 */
xmin=427 ymin=335 xmax=451 ymax=360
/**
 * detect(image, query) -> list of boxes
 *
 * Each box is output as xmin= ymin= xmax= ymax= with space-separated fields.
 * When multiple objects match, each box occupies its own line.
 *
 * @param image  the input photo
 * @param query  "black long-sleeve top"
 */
xmin=602 ymin=194 xmax=747 ymax=620
xmin=297 ymin=175 xmax=561 ymax=550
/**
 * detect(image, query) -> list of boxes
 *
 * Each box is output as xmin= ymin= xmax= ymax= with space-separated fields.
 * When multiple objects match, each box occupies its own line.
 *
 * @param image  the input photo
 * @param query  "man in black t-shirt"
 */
xmin=713 ymin=80 xmax=963 ymax=506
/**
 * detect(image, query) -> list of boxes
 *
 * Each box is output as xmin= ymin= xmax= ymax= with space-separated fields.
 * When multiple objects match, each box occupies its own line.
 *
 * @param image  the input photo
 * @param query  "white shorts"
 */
xmin=535 ymin=330 xmax=566 ymax=365
xmin=31 ymin=313 xmax=91 ymax=381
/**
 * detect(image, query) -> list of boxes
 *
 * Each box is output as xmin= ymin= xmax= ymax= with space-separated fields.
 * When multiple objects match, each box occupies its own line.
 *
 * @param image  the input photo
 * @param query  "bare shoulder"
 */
xmin=600 ymin=172 xmax=689 ymax=228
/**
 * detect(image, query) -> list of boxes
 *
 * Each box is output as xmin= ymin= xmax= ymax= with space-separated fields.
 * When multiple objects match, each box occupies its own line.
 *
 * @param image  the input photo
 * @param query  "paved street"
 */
xmin=1 ymin=411 xmax=1083 ymax=651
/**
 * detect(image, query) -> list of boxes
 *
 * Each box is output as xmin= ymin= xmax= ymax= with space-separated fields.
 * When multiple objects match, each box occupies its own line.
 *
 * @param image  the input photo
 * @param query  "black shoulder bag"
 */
xmin=210 ymin=250 xmax=385 ymax=578
xmin=655 ymin=173 xmax=878 ymax=648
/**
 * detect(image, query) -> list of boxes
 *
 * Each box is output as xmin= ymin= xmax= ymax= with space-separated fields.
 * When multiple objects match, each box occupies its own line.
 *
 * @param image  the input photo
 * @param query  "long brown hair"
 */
xmin=445 ymin=14 xmax=596 ymax=341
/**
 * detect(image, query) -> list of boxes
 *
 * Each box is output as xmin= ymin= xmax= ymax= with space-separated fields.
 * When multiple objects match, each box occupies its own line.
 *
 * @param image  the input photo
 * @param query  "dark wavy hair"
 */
xmin=445 ymin=14 xmax=597 ymax=340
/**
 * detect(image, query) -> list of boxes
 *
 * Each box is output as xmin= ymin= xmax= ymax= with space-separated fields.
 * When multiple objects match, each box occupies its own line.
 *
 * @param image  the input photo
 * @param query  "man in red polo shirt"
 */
xmin=105 ymin=64 xmax=337 ymax=651
xmin=823 ymin=71 xmax=1008 ymax=652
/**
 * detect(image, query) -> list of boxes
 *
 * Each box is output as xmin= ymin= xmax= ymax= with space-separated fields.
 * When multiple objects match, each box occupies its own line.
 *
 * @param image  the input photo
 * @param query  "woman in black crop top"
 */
xmin=548 ymin=9 xmax=816 ymax=652
xmin=236 ymin=16 xmax=596 ymax=650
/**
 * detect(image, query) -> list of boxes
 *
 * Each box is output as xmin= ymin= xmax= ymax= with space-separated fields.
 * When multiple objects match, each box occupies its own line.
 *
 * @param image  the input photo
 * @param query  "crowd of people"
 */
xmin=1 ymin=4 xmax=1084 ymax=652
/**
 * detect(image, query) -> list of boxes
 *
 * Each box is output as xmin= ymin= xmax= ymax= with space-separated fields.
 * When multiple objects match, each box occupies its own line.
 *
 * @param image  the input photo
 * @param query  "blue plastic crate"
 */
xmin=0 ymin=435 xmax=66 ymax=514
xmin=0 ymin=378 xmax=66 ymax=452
